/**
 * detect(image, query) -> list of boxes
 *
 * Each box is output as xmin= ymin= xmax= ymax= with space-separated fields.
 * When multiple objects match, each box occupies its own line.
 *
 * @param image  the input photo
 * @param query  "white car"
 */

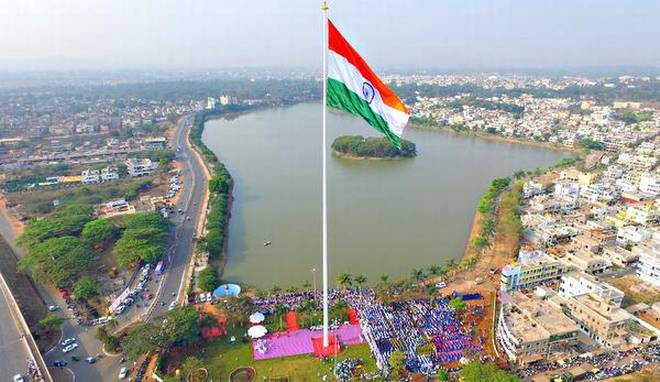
xmin=205 ymin=292 xmax=213 ymax=302
xmin=199 ymin=294 xmax=207 ymax=303
xmin=13 ymin=375 xmax=24 ymax=382
xmin=62 ymin=343 xmax=78 ymax=353
xmin=435 ymin=281 xmax=447 ymax=289
xmin=61 ymin=337 xmax=76 ymax=347
xmin=48 ymin=305 xmax=59 ymax=312
xmin=168 ymin=301 xmax=178 ymax=310
xmin=115 ymin=305 xmax=126 ymax=314
xmin=119 ymin=367 xmax=129 ymax=379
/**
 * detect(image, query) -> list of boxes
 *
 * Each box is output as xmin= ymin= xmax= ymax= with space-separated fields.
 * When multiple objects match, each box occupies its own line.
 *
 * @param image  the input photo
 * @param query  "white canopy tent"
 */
xmin=247 ymin=325 xmax=268 ymax=339
xmin=249 ymin=312 xmax=265 ymax=324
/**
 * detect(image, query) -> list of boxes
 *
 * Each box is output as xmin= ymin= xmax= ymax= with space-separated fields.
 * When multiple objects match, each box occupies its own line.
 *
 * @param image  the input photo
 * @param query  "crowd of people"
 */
xmin=401 ymin=300 xmax=480 ymax=365
xmin=250 ymin=289 xmax=479 ymax=375
xmin=517 ymin=343 xmax=660 ymax=380
xmin=333 ymin=358 xmax=363 ymax=381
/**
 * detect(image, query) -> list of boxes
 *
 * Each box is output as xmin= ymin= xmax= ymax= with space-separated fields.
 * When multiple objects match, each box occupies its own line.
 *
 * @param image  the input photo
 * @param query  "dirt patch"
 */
xmin=0 ymin=194 xmax=25 ymax=236
xmin=606 ymin=274 xmax=660 ymax=307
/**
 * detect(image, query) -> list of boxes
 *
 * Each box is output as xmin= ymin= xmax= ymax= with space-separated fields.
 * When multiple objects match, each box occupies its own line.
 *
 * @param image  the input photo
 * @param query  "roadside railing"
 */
xmin=0 ymin=271 xmax=53 ymax=382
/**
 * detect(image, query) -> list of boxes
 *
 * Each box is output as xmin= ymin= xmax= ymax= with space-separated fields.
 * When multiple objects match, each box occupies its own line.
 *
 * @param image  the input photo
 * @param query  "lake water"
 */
xmin=203 ymin=103 xmax=568 ymax=288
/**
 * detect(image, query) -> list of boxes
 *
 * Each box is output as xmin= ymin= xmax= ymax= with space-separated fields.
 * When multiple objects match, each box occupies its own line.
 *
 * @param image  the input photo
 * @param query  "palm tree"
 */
xmin=273 ymin=303 xmax=288 ymax=331
xmin=411 ymin=268 xmax=425 ymax=282
xmin=286 ymin=285 xmax=299 ymax=294
xmin=446 ymin=259 xmax=457 ymax=274
xmin=336 ymin=273 xmax=353 ymax=290
xmin=302 ymin=280 xmax=311 ymax=291
xmin=270 ymin=285 xmax=282 ymax=295
xmin=379 ymin=274 xmax=389 ymax=284
xmin=428 ymin=264 xmax=442 ymax=277
xmin=354 ymin=274 xmax=367 ymax=289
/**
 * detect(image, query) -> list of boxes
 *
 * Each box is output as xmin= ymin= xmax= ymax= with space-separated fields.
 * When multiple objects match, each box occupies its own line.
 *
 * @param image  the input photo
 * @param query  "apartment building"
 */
xmin=634 ymin=240 xmax=660 ymax=287
xmin=497 ymin=289 xmax=579 ymax=363
xmin=558 ymin=273 xmax=630 ymax=348
xmin=126 ymin=158 xmax=156 ymax=177
xmin=500 ymin=248 xmax=566 ymax=291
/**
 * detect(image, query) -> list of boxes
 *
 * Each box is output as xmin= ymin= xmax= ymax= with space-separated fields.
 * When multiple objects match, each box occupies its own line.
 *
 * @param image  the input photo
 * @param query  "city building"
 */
xmin=126 ymin=158 xmax=157 ymax=177
xmin=143 ymin=137 xmax=167 ymax=150
xmin=634 ymin=241 xmax=660 ymax=287
xmin=500 ymin=248 xmax=566 ymax=291
xmin=497 ymin=288 xmax=579 ymax=363
xmin=558 ymin=273 xmax=630 ymax=348
xmin=561 ymin=250 xmax=612 ymax=274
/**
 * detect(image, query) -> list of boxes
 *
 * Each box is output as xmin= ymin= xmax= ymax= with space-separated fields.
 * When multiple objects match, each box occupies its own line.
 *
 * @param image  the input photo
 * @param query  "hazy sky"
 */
xmin=2 ymin=0 xmax=659 ymax=70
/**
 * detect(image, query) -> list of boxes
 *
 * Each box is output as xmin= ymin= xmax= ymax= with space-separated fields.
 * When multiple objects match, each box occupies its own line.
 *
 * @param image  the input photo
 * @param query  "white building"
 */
xmin=617 ymin=225 xmax=651 ymax=245
xmin=639 ymin=174 xmax=660 ymax=196
xmin=634 ymin=241 xmax=660 ymax=287
xmin=81 ymin=169 xmax=100 ymax=184
xmin=126 ymin=158 xmax=157 ymax=177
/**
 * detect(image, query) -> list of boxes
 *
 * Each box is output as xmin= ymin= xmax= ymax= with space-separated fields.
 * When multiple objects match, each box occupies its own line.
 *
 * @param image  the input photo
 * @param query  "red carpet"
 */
xmin=311 ymin=335 xmax=340 ymax=358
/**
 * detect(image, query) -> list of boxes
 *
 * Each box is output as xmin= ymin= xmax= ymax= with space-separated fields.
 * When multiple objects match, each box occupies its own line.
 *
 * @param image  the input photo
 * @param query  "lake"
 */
xmin=203 ymin=103 xmax=568 ymax=288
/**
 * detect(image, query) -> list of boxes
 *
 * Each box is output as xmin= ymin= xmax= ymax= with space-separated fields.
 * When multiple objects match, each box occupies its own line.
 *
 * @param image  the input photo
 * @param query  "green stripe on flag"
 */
xmin=327 ymin=78 xmax=401 ymax=149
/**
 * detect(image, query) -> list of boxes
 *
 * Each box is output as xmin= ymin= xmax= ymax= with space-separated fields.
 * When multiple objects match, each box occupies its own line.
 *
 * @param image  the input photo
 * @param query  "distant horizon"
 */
xmin=2 ymin=1 xmax=659 ymax=72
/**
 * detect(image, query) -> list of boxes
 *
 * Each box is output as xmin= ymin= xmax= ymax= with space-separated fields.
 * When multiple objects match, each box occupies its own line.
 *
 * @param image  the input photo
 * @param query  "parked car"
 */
xmin=435 ymin=281 xmax=447 ymax=289
xmin=119 ymin=367 xmax=129 ymax=379
xmin=48 ymin=305 xmax=59 ymax=312
xmin=52 ymin=359 xmax=67 ymax=367
xmin=62 ymin=343 xmax=78 ymax=353
xmin=85 ymin=356 xmax=96 ymax=364
xmin=168 ymin=301 xmax=178 ymax=310
xmin=61 ymin=337 xmax=76 ymax=347
xmin=13 ymin=375 xmax=24 ymax=382
xmin=199 ymin=294 xmax=207 ymax=303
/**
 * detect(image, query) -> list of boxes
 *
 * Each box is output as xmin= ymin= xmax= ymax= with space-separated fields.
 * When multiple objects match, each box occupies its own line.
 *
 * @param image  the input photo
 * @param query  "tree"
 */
xmin=354 ymin=274 xmax=367 ymax=289
xmin=121 ymin=321 xmax=159 ymax=360
xmin=17 ymin=210 xmax=92 ymax=250
xmin=197 ymin=267 xmax=220 ymax=292
xmin=270 ymin=285 xmax=282 ymax=295
xmin=73 ymin=276 xmax=99 ymax=300
xmin=273 ymin=303 xmax=288 ymax=331
xmin=81 ymin=219 xmax=118 ymax=245
xmin=459 ymin=361 xmax=520 ymax=382
xmin=437 ymin=369 xmax=449 ymax=381
xmin=302 ymin=280 xmax=311 ymax=291
xmin=17 ymin=236 xmax=96 ymax=288
xmin=388 ymin=350 xmax=407 ymax=380
xmin=38 ymin=314 xmax=64 ymax=330
xmin=427 ymin=264 xmax=442 ymax=277
xmin=449 ymin=297 xmax=467 ymax=318
xmin=182 ymin=356 xmax=204 ymax=377
xmin=336 ymin=273 xmax=353 ymax=290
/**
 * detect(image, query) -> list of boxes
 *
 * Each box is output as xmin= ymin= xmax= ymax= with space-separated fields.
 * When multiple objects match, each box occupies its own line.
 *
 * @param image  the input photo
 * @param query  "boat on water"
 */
xmin=263 ymin=240 xmax=272 ymax=247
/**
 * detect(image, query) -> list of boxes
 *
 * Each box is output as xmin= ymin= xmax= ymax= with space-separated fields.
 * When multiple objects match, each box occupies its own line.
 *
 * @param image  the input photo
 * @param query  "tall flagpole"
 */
xmin=321 ymin=0 xmax=330 ymax=348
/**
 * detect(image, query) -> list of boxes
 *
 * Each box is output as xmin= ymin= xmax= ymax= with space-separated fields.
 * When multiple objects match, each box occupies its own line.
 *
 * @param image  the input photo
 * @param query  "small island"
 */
xmin=331 ymin=135 xmax=416 ymax=159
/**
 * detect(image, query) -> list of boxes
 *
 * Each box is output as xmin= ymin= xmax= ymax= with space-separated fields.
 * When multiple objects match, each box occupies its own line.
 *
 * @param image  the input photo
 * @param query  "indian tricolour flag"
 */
xmin=327 ymin=19 xmax=410 ymax=148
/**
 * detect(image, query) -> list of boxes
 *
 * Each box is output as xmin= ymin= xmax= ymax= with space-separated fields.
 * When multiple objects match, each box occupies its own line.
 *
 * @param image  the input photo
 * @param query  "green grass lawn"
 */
xmin=202 ymin=328 xmax=381 ymax=381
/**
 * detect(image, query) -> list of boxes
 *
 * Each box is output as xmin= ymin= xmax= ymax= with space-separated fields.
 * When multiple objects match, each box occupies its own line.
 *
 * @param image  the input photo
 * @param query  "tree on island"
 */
xmin=331 ymin=135 xmax=416 ymax=158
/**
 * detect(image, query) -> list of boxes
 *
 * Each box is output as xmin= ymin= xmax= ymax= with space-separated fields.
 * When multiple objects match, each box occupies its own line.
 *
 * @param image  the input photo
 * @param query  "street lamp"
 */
xmin=311 ymin=268 xmax=318 ymax=293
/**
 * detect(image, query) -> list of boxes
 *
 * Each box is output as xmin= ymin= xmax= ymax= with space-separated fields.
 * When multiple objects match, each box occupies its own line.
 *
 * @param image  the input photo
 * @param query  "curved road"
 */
xmin=0 ymin=113 xmax=207 ymax=381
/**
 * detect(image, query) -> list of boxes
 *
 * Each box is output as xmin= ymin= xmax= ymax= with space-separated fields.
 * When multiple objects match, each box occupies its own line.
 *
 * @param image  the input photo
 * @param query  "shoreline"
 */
xmin=409 ymin=122 xmax=581 ymax=154
xmin=331 ymin=149 xmax=414 ymax=161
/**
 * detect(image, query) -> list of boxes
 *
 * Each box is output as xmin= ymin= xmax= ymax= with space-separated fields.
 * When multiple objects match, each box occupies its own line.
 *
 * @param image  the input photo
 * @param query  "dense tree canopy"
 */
xmin=197 ymin=267 xmax=220 ymax=292
xmin=81 ymin=218 xmax=119 ymax=245
xmin=121 ymin=306 xmax=201 ymax=360
xmin=17 ymin=236 xmax=96 ymax=288
xmin=459 ymin=361 xmax=520 ymax=382
xmin=114 ymin=212 xmax=171 ymax=268
xmin=332 ymin=135 xmax=416 ymax=158
xmin=17 ymin=206 xmax=92 ymax=250
xmin=73 ymin=275 xmax=100 ymax=300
